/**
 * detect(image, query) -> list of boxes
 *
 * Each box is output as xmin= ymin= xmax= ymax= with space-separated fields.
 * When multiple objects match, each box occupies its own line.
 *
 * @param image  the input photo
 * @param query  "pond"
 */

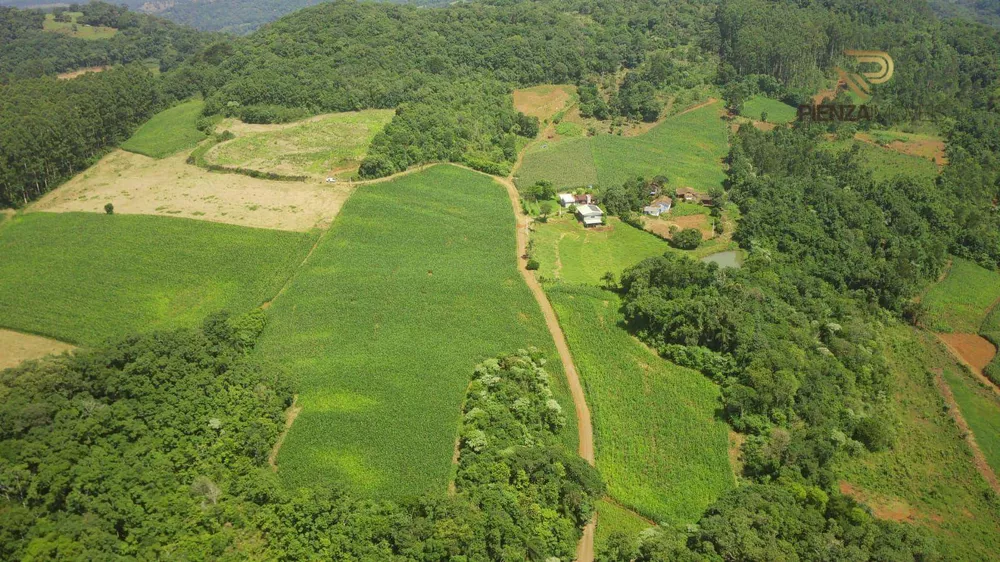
xmin=701 ymin=250 xmax=742 ymax=269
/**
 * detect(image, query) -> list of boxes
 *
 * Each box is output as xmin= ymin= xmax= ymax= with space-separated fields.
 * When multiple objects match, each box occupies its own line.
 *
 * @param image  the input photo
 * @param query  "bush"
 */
xmin=527 ymin=259 xmax=540 ymax=271
xmin=104 ymin=203 xmax=114 ymax=215
xmin=672 ymin=227 xmax=702 ymax=250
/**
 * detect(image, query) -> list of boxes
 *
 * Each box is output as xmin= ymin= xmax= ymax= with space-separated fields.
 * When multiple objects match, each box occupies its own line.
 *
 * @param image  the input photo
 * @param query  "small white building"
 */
xmin=558 ymin=193 xmax=576 ymax=207
xmin=643 ymin=197 xmax=673 ymax=217
xmin=576 ymin=204 xmax=604 ymax=227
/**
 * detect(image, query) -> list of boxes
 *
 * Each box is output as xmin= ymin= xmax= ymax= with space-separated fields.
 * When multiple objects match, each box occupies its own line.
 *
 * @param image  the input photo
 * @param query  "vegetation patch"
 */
xmin=517 ymin=100 xmax=727 ymax=192
xmin=834 ymin=326 xmax=1000 ymax=560
xmin=595 ymin=499 xmax=654 ymax=557
xmin=513 ymin=84 xmax=576 ymax=122
xmin=818 ymin=137 xmax=940 ymax=184
xmin=256 ymin=165 xmax=577 ymax=498
xmin=742 ymin=96 xmax=797 ymax=123
xmin=548 ymin=285 xmax=734 ymax=523
xmin=940 ymin=360 xmax=1000 ymax=478
xmin=0 ymin=212 xmax=315 ymax=345
xmin=121 ymin=99 xmax=208 ymax=159
xmin=42 ymin=11 xmax=117 ymax=40
xmin=206 ymin=110 xmax=395 ymax=179
xmin=922 ymin=257 xmax=1000 ymax=333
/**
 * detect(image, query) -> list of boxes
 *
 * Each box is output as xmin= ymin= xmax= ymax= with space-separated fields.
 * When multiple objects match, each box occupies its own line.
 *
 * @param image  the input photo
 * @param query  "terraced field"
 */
xmin=548 ymin=284 xmax=733 ymax=523
xmin=257 ymin=164 xmax=577 ymax=498
xmin=0 ymin=212 xmax=315 ymax=346
xmin=517 ymin=100 xmax=727 ymax=191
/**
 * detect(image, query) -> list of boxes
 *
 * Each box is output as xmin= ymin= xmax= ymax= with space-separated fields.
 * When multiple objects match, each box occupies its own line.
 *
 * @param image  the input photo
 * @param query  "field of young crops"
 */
xmin=942 ymin=364 xmax=1000 ymax=476
xmin=207 ymin=109 xmax=395 ymax=179
xmin=121 ymin=99 xmax=208 ymax=159
xmin=516 ymin=100 xmax=727 ymax=192
xmin=923 ymin=257 xmax=1000 ymax=333
xmin=595 ymin=499 xmax=653 ymax=556
xmin=835 ymin=327 xmax=1000 ymax=560
xmin=742 ymin=96 xmax=797 ymax=123
xmin=0 ymin=212 xmax=315 ymax=345
xmin=547 ymin=284 xmax=733 ymax=523
xmin=531 ymin=216 xmax=670 ymax=285
xmin=256 ymin=164 xmax=576 ymax=498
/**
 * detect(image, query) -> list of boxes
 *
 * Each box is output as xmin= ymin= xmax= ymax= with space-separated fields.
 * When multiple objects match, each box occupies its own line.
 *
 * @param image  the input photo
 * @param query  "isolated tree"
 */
xmin=600 ymin=271 xmax=617 ymax=291
xmin=538 ymin=200 xmax=555 ymax=220
xmin=672 ymin=227 xmax=702 ymax=250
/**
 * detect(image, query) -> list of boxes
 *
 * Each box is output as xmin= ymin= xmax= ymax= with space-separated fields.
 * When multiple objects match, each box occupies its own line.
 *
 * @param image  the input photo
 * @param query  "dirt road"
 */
xmin=496 ymin=173 xmax=596 ymax=561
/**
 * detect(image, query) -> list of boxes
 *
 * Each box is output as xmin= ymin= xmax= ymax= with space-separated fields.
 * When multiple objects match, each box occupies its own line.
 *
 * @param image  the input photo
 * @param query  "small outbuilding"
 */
xmin=558 ymin=193 xmax=576 ymax=207
xmin=576 ymin=204 xmax=604 ymax=227
xmin=644 ymin=196 xmax=673 ymax=216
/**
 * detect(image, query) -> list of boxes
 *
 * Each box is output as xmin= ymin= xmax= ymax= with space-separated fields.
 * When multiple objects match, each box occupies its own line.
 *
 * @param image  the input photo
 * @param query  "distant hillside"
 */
xmin=929 ymin=0 xmax=1000 ymax=27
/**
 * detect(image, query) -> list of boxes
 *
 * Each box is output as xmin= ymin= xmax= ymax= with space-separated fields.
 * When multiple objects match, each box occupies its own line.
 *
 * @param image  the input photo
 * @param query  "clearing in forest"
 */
xmin=32 ymin=149 xmax=354 ymax=231
xmin=0 ymin=329 xmax=75 ymax=371
xmin=742 ymin=96 xmax=797 ymax=123
xmin=834 ymin=326 xmax=1000 ymax=560
xmin=818 ymin=136 xmax=940 ymax=183
xmin=121 ymin=99 xmax=209 ymax=159
xmin=206 ymin=110 xmax=395 ymax=179
xmin=548 ymin=285 xmax=734 ymax=524
xmin=513 ymin=84 xmax=576 ymax=122
xmin=517 ymin=100 xmax=727 ymax=192
xmin=0 ymin=212 xmax=315 ymax=346
xmin=256 ymin=164 xmax=577 ymax=498
xmin=922 ymin=257 xmax=1000 ymax=333
xmin=855 ymin=130 xmax=947 ymax=166
xmin=56 ymin=66 xmax=111 ymax=80
xmin=43 ymin=12 xmax=117 ymax=40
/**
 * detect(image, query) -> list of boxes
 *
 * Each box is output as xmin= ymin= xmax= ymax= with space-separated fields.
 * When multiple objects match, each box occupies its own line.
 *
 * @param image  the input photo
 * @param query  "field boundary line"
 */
xmin=0 ymin=324 xmax=80 ymax=348
xmin=260 ymin=227 xmax=330 ymax=310
xmin=268 ymin=395 xmax=302 ymax=472
xmin=932 ymin=371 xmax=1000 ymax=495
xmin=601 ymin=496 xmax=657 ymax=526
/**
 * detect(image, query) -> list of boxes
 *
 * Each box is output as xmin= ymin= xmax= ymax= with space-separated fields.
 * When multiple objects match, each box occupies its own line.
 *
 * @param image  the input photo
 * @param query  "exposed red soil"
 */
xmin=855 ymin=133 xmax=948 ymax=167
xmin=937 ymin=333 xmax=997 ymax=375
xmin=643 ymin=213 xmax=714 ymax=240
xmin=838 ymin=481 xmax=921 ymax=523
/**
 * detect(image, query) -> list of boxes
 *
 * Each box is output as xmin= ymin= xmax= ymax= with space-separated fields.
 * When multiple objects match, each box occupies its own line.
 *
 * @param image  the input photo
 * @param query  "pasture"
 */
xmin=531 ymin=216 xmax=670 ymax=285
xmin=517 ymin=100 xmax=727 ymax=192
xmin=819 ymin=137 xmax=939 ymax=183
xmin=0 ymin=212 xmax=315 ymax=346
xmin=513 ymin=84 xmax=576 ymax=122
xmin=835 ymin=326 xmax=1000 ymax=560
xmin=922 ymin=257 xmax=1000 ymax=333
xmin=743 ymin=96 xmax=797 ymax=123
xmin=941 ymin=364 xmax=1000 ymax=476
xmin=43 ymin=12 xmax=117 ymax=40
xmin=256 ymin=165 xmax=576 ymax=498
xmin=207 ymin=110 xmax=395 ymax=179
xmin=548 ymin=285 xmax=733 ymax=523
xmin=121 ymin=99 xmax=208 ymax=159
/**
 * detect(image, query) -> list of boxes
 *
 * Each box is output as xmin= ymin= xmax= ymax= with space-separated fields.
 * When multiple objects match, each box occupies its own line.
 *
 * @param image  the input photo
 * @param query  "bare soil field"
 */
xmin=57 ymin=66 xmax=110 ymax=80
xmin=31 ymin=149 xmax=354 ymax=231
xmin=513 ymin=85 xmax=575 ymax=121
xmin=937 ymin=333 xmax=998 ymax=375
xmin=838 ymin=481 xmax=927 ymax=523
xmin=856 ymin=133 xmax=947 ymax=166
xmin=0 ymin=329 xmax=75 ymax=370
xmin=642 ymin=213 xmax=714 ymax=240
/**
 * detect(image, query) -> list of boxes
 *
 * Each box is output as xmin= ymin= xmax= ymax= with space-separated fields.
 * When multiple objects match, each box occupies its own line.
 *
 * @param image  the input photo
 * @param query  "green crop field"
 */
xmin=0 ymin=212 xmax=315 ymax=346
xmin=121 ymin=99 xmax=208 ymax=159
xmin=923 ymin=257 xmax=1000 ymax=333
xmin=532 ymin=216 xmax=670 ymax=285
xmin=517 ymin=100 xmax=727 ymax=192
xmin=257 ymin=164 xmax=576 ymax=498
xmin=595 ymin=499 xmax=654 ymax=556
xmin=208 ymin=110 xmax=395 ymax=178
xmin=43 ymin=12 xmax=117 ymax=40
xmin=548 ymin=284 xmax=733 ymax=523
xmin=743 ymin=96 xmax=797 ymax=123
xmin=836 ymin=327 xmax=1000 ymax=560
xmin=941 ymin=364 xmax=1000 ymax=476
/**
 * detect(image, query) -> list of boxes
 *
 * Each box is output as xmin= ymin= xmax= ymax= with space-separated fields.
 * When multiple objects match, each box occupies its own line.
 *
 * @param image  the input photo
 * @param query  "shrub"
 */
xmin=672 ymin=227 xmax=702 ymax=250
xmin=527 ymin=259 xmax=540 ymax=271
xmin=104 ymin=203 xmax=114 ymax=215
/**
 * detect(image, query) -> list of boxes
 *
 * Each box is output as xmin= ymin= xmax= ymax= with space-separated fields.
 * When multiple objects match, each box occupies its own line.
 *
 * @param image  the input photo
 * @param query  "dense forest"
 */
xmin=0 ymin=313 xmax=601 ymax=559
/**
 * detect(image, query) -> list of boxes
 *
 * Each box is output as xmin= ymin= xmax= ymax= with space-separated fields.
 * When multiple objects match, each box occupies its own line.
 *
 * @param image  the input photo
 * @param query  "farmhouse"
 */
xmin=574 ymin=193 xmax=594 ymax=205
xmin=643 ymin=196 xmax=673 ymax=217
xmin=558 ymin=193 xmax=576 ymax=207
xmin=676 ymin=187 xmax=698 ymax=203
xmin=576 ymin=204 xmax=604 ymax=227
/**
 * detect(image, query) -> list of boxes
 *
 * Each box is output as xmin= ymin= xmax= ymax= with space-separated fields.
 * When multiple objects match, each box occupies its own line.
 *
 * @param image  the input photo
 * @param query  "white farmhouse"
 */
xmin=576 ymin=204 xmax=604 ymax=227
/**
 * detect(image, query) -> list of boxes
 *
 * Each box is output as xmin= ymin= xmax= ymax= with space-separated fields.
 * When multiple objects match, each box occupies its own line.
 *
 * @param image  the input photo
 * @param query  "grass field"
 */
xmin=835 ymin=326 xmax=1000 ymax=560
xmin=257 ymin=165 xmax=577 ymax=498
xmin=207 ymin=110 xmax=394 ymax=179
xmin=121 ymin=100 xmax=208 ymax=159
xmin=531 ymin=216 xmax=670 ymax=285
xmin=517 ymin=100 xmax=727 ymax=192
xmin=819 ymin=137 xmax=939 ymax=184
xmin=43 ymin=12 xmax=117 ymax=40
xmin=548 ymin=285 xmax=733 ymax=523
xmin=923 ymin=257 xmax=1000 ymax=333
xmin=513 ymin=84 xmax=576 ymax=122
xmin=743 ymin=96 xmax=797 ymax=123
xmin=595 ymin=499 xmax=653 ymax=555
xmin=0 ymin=212 xmax=315 ymax=346
xmin=941 ymin=364 xmax=1000 ymax=476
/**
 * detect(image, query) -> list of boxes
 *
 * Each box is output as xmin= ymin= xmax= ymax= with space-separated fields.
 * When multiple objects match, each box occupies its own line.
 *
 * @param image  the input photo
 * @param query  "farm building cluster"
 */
xmin=557 ymin=187 xmax=713 ymax=227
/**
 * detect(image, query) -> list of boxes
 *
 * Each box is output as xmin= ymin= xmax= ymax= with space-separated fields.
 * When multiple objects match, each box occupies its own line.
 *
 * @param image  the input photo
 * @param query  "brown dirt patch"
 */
xmin=937 ymin=333 xmax=997 ymax=375
xmin=728 ymin=430 xmax=745 ymax=480
xmin=57 ymin=66 xmax=110 ymax=80
xmin=31 ymin=149 xmax=354 ymax=231
xmin=513 ymin=85 xmax=575 ymax=121
xmin=752 ymin=121 xmax=776 ymax=131
xmin=839 ymin=481 xmax=921 ymax=523
xmin=813 ymin=81 xmax=846 ymax=104
xmin=268 ymin=395 xmax=302 ymax=472
xmin=856 ymin=133 xmax=947 ymax=166
xmin=642 ymin=213 xmax=714 ymax=240
xmin=0 ymin=329 xmax=75 ymax=370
